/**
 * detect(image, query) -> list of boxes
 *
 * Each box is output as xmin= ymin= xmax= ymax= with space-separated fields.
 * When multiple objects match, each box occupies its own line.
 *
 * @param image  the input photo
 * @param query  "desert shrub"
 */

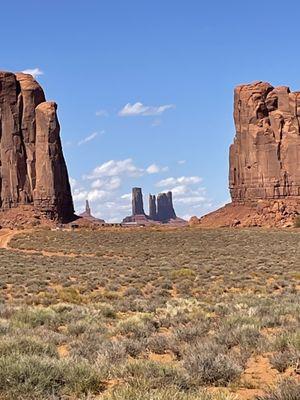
xmin=270 ymin=349 xmax=300 ymax=372
xmin=0 ymin=354 xmax=104 ymax=398
xmin=98 ymin=340 xmax=127 ymax=364
xmin=116 ymin=314 xmax=156 ymax=339
xmin=102 ymin=383 xmax=236 ymax=400
xmin=146 ymin=334 xmax=172 ymax=354
xmin=183 ymin=341 xmax=243 ymax=386
xmin=12 ymin=307 xmax=58 ymax=328
xmin=57 ymin=287 xmax=84 ymax=304
xmin=256 ymin=378 xmax=300 ymax=400
xmin=95 ymin=303 xmax=117 ymax=319
xmin=216 ymin=324 xmax=262 ymax=350
xmin=0 ymin=336 xmax=57 ymax=358
xmin=174 ymin=320 xmax=210 ymax=343
xmin=172 ymin=268 xmax=196 ymax=279
xmin=117 ymin=359 xmax=190 ymax=390
xmin=120 ymin=337 xmax=145 ymax=358
xmin=294 ymin=216 xmax=300 ymax=228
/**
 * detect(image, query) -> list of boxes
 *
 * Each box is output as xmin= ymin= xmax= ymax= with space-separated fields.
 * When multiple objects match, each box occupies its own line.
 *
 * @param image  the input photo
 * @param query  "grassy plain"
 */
xmin=0 ymin=227 xmax=298 ymax=399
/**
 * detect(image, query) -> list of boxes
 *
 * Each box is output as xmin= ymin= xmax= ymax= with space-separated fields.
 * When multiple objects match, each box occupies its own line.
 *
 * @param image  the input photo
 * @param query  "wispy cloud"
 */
xmin=152 ymin=118 xmax=162 ymax=127
xmin=95 ymin=109 xmax=109 ymax=117
xmin=146 ymin=164 xmax=169 ymax=174
xmin=78 ymin=131 xmax=103 ymax=146
xmin=178 ymin=160 xmax=186 ymax=165
xmin=156 ymin=176 xmax=202 ymax=187
xmin=22 ymin=68 xmax=44 ymax=79
xmin=118 ymin=102 xmax=175 ymax=117
xmin=85 ymin=158 xmax=144 ymax=180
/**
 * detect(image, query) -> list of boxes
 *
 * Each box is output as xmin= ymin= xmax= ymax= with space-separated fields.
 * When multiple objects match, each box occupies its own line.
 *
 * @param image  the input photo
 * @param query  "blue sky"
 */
xmin=2 ymin=1 xmax=300 ymax=221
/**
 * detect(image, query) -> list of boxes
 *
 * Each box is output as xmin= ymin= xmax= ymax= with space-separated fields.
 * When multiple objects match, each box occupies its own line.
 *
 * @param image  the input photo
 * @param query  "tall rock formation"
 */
xmin=149 ymin=194 xmax=157 ymax=220
xmin=132 ymin=187 xmax=145 ymax=215
xmin=0 ymin=71 xmax=74 ymax=221
xmin=229 ymin=81 xmax=300 ymax=201
xmin=123 ymin=189 xmax=185 ymax=224
xmin=85 ymin=200 xmax=91 ymax=217
xmin=157 ymin=191 xmax=176 ymax=222
xmin=79 ymin=199 xmax=105 ymax=224
xmin=191 ymin=80 xmax=300 ymax=228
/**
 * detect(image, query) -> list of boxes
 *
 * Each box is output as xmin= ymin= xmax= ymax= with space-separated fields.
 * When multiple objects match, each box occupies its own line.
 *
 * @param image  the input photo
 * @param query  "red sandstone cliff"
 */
xmin=191 ymin=81 xmax=300 ymax=228
xmin=0 ymin=71 xmax=74 ymax=221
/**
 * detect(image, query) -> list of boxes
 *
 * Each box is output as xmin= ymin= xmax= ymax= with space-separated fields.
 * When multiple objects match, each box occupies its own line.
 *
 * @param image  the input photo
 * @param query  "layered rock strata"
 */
xmin=191 ymin=81 xmax=300 ymax=228
xmin=0 ymin=71 xmax=74 ymax=221
xmin=230 ymin=81 xmax=300 ymax=201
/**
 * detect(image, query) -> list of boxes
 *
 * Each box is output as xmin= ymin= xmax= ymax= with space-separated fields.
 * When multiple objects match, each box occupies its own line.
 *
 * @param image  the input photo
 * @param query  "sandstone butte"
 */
xmin=123 ymin=187 xmax=186 ymax=225
xmin=0 ymin=71 xmax=74 ymax=226
xmin=191 ymin=81 xmax=300 ymax=228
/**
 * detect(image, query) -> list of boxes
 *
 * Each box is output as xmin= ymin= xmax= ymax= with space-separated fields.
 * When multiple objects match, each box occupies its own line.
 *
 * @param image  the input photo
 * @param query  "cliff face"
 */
xmin=132 ymin=187 xmax=145 ymax=215
xmin=229 ymin=81 xmax=300 ymax=202
xmin=156 ymin=191 xmax=176 ymax=221
xmin=0 ymin=71 xmax=74 ymax=221
xmin=123 ymin=188 xmax=183 ymax=224
xmin=191 ymin=81 xmax=300 ymax=228
xmin=149 ymin=194 xmax=157 ymax=220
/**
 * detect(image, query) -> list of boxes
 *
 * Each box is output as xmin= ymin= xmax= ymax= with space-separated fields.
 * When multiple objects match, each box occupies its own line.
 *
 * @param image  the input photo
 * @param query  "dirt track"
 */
xmin=0 ymin=229 xmax=20 ymax=249
xmin=0 ymin=229 xmax=108 ymax=258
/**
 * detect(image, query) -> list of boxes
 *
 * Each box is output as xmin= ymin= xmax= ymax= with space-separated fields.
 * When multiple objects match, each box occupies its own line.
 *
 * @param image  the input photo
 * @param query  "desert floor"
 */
xmin=0 ymin=227 xmax=298 ymax=399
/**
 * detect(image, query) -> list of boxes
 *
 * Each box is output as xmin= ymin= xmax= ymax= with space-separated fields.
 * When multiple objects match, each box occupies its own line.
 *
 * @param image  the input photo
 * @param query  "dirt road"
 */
xmin=0 ymin=229 xmax=19 ymax=249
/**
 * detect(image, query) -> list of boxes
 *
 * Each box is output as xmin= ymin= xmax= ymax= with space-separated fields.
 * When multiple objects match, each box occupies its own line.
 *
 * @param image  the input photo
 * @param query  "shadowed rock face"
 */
xmin=132 ymin=187 xmax=145 ymax=215
xmin=149 ymin=194 xmax=157 ymax=220
xmin=230 ymin=81 xmax=300 ymax=201
xmin=0 ymin=71 xmax=74 ymax=220
xmin=157 ymin=191 xmax=176 ymax=221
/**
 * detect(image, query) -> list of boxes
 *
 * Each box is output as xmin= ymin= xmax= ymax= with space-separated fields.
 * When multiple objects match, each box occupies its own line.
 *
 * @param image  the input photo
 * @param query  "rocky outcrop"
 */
xmin=79 ymin=200 xmax=105 ymax=225
xmin=0 ymin=71 xmax=74 ymax=221
xmin=132 ymin=187 xmax=145 ymax=216
xmin=157 ymin=191 xmax=176 ymax=222
xmin=230 ymin=81 xmax=300 ymax=201
xmin=123 ymin=188 xmax=185 ymax=225
xmin=149 ymin=194 xmax=157 ymax=220
xmin=192 ymin=80 xmax=300 ymax=228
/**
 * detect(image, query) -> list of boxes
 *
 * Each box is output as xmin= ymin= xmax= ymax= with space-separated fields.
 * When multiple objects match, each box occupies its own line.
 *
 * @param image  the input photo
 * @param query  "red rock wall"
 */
xmin=0 ymin=71 xmax=74 ymax=220
xmin=229 ymin=81 xmax=300 ymax=201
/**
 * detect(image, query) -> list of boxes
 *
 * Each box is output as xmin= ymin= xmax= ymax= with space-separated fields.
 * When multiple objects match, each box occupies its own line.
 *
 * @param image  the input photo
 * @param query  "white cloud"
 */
xmin=156 ymin=176 xmax=202 ymax=188
xmin=152 ymin=119 xmax=162 ymax=127
xmin=91 ymin=176 xmax=121 ymax=191
xmin=118 ymin=102 xmax=175 ymax=117
xmin=121 ymin=193 xmax=131 ymax=200
xmin=178 ymin=160 xmax=186 ymax=165
xmin=21 ymin=68 xmax=44 ymax=79
xmin=146 ymin=164 xmax=169 ymax=174
xmin=71 ymin=162 xmax=212 ymax=223
xmin=146 ymin=164 xmax=160 ymax=174
xmin=95 ymin=109 xmax=108 ymax=117
xmin=78 ymin=131 xmax=102 ymax=146
xmin=86 ymin=158 xmax=143 ymax=179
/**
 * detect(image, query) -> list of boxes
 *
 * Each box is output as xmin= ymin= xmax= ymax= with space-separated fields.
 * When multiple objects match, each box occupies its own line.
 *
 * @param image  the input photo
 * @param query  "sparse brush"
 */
xmin=182 ymin=341 xmax=243 ymax=386
xmin=256 ymin=378 xmax=300 ymax=400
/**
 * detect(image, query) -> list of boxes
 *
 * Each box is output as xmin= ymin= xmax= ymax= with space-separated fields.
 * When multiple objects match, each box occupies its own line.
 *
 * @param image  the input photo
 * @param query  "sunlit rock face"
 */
xmin=229 ymin=81 xmax=300 ymax=202
xmin=0 ymin=71 xmax=74 ymax=220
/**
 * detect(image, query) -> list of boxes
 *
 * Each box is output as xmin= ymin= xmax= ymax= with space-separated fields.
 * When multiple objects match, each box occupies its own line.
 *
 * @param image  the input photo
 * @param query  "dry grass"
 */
xmin=0 ymin=227 xmax=298 ymax=399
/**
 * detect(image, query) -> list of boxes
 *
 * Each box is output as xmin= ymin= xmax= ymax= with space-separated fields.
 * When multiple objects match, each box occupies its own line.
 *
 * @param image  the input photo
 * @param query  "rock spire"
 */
xmin=0 ymin=71 xmax=74 ymax=221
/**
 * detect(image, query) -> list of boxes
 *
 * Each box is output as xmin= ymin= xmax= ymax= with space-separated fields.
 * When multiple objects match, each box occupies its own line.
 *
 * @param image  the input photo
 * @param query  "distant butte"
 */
xmin=79 ymin=200 xmax=105 ymax=225
xmin=191 ymin=81 xmax=300 ymax=228
xmin=123 ymin=187 xmax=187 ymax=225
xmin=0 ymin=71 xmax=74 ymax=224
